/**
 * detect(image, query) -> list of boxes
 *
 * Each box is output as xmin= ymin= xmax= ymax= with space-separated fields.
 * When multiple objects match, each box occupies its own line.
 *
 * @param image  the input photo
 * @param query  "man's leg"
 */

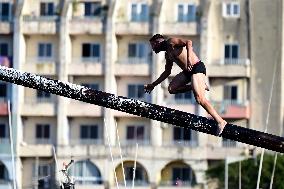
xmin=168 ymin=72 xmax=209 ymax=94
xmin=191 ymin=73 xmax=227 ymax=135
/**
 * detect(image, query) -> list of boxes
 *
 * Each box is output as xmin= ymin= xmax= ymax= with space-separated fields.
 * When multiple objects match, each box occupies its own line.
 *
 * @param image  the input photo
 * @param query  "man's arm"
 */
xmin=152 ymin=54 xmax=173 ymax=87
xmin=144 ymin=54 xmax=173 ymax=93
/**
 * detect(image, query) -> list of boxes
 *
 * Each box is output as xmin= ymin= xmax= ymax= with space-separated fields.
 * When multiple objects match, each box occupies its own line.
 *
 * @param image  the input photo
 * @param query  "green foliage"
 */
xmin=206 ymin=153 xmax=284 ymax=189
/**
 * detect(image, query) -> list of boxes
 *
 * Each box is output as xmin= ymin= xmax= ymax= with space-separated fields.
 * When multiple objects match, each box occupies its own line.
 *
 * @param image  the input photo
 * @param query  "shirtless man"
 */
xmin=144 ymin=34 xmax=227 ymax=136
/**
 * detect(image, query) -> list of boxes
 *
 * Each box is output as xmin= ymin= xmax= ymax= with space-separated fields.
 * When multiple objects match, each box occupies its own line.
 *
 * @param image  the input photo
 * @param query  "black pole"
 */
xmin=0 ymin=66 xmax=283 ymax=153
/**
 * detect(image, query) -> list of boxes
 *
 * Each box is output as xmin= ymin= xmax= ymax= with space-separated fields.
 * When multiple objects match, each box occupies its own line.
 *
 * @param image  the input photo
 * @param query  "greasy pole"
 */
xmin=0 ymin=65 xmax=283 ymax=153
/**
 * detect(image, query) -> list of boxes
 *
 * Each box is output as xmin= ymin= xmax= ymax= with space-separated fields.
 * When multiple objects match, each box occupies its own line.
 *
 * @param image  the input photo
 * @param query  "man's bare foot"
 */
xmin=205 ymin=83 xmax=210 ymax=91
xmin=217 ymin=120 xmax=227 ymax=136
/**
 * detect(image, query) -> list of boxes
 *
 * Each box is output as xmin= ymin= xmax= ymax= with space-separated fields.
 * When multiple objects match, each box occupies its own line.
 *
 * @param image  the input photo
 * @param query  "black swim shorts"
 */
xmin=181 ymin=61 xmax=207 ymax=80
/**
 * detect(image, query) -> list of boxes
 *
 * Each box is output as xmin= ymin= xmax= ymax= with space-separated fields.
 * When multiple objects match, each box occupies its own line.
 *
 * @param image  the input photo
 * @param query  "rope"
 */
xmin=115 ymin=121 xmax=126 ymax=188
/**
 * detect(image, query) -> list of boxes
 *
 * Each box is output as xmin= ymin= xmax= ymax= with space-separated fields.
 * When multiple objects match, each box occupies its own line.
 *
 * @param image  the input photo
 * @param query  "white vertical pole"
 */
xmin=225 ymin=157 xmax=228 ymax=189
xmin=8 ymin=100 xmax=17 ymax=189
xmin=239 ymin=161 xmax=241 ymax=189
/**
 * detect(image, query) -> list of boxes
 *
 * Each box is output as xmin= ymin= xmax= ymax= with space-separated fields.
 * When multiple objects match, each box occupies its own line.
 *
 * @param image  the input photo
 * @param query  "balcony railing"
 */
xmin=166 ymin=98 xmax=196 ymax=105
xmin=116 ymin=57 xmax=151 ymax=64
xmin=222 ymin=139 xmax=237 ymax=148
xmin=160 ymin=180 xmax=194 ymax=186
xmin=118 ymin=180 xmax=149 ymax=186
xmin=163 ymin=140 xmax=198 ymax=148
xmin=0 ymin=16 xmax=12 ymax=22
xmin=218 ymin=58 xmax=250 ymax=65
xmin=75 ymin=177 xmax=104 ymax=185
xmin=0 ymin=138 xmax=9 ymax=144
xmin=34 ymin=138 xmax=52 ymax=144
xmin=121 ymin=139 xmax=150 ymax=146
xmin=72 ymin=15 xmax=102 ymax=21
xmin=23 ymin=15 xmax=58 ymax=21
xmin=25 ymin=97 xmax=57 ymax=104
xmin=73 ymin=57 xmax=102 ymax=63
xmin=70 ymin=138 xmax=103 ymax=145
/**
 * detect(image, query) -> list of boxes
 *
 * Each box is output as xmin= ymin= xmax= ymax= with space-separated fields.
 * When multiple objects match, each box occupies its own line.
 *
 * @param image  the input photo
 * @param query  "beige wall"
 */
xmin=22 ymin=0 xmax=60 ymax=16
xmin=209 ymin=78 xmax=248 ymax=103
xmin=72 ymin=76 xmax=105 ymax=90
xmin=250 ymin=0 xmax=283 ymax=133
xmin=161 ymin=0 xmax=200 ymax=23
xmin=116 ymin=0 xmax=153 ymax=22
xmin=116 ymin=76 xmax=150 ymax=97
xmin=25 ymin=35 xmax=59 ymax=62
xmin=117 ymin=35 xmax=151 ymax=61
xmin=69 ymin=117 xmax=104 ymax=141
xmin=23 ymin=116 xmax=57 ymax=144
xmin=71 ymin=35 xmax=105 ymax=60
xmin=116 ymin=117 xmax=150 ymax=142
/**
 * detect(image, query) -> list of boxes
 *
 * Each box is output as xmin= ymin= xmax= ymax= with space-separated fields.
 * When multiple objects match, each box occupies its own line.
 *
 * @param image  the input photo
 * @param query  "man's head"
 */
xmin=149 ymin=34 xmax=167 ymax=53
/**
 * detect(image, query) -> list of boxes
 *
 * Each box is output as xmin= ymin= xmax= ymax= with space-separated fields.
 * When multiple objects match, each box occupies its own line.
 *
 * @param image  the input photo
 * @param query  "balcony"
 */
xmin=0 ymin=138 xmax=10 ymax=154
xmin=22 ymin=15 xmax=59 ymax=34
xmin=159 ymin=180 xmax=196 ymax=188
xmin=23 ymin=58 xmax=57 ymax=75
xmin=163 ymin=140 xmax=198 ymax=148
xmin=207 ymin=142 xmax=246 ymax=160
xmin=120 ymin=139 xmax=151 ymax=146
xmin=68 ymin=57 xmax=103 ymax=76
xmin=70 ymin=138 xmax=104 ymax=146
xmin=166 ymin=98 xmax=196 ymax=114
xmin=0 ymin=98 xmax=8 ymax=116
xmin=161 ymin=22 xmax=199 ymax=36
xmin=0 ymin=16 xmax=13 ymax=34
xmin=0 ymin=182 xmax=12 ymax=189
xmin=19 ymin=143 xmax=53 ymax=157
xmin=67 ymin=100 xmax=103 ymax=117
xmin=21 ymin=97 xmax=57 ymax=116
xmin=210 ymin=100 xmax=250 ymax=119
xmin=115 ymin=58 xmax=151 ymax=76
xmin=208 ymin=58 xmax=250 ymax=77
xmin=69 ymin=16 xmax=103 ymax=35
xmin=115 ymin=21 xmax=150 ymax=35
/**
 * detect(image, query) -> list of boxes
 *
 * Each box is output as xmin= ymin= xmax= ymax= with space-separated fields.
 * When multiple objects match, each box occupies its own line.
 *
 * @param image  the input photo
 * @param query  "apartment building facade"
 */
xmin=0 ymin=0 xmax=283 ymax=189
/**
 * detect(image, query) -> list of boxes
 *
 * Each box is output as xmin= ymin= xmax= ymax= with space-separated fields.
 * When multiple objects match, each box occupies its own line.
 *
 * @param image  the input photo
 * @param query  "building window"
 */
xmin=125 ymin=166 xmax=145 ymax=184
xmin=82 ymin=83 xmax=99 ymax=90
xmin=223 ymin=2 xmax=240 ymax=17
xmin=38 ymin=43 xmax=52 ymax=59
xmin=38 ymin=166 xmax=50 ymax=189
xmin=40 ymin=2 xmax=55 ymax=16
xmin=0 ymin=124 xmax=7 ymax=138
xmin=177 ymin=4 xmax=196 ymax=22
xmin=0 ymin=83 xmax=7 ymax=99
xmin=0 ymin=163 xmax=9 ymax=181
xmin=0 ymin=43 xmax=8 ymax=56
xmin=80 ymin=125 xmax=98 ymax=139
xmin=131 ymin=3 xmax=149 ymax=22
xmin=69 ymin=160 xmax=102 ymax=185
xmin=37 ymin=90 xmax=51 ymax=102
xmin=172 ymin=167 xmax=194 ymax=186
xmin=0 ymin=3 xmax=11 ymax=21
xmin=174 ymin=92 xmax=193 ymax=103
xmin=224 ymin=85 xmax=238 ymax=103
xmin=126 ymin=125 xmax=144 ymax=140
xmin=128 ymin=43 xmax=149 ymax=62
xmin=36 ymin=124 xmax=50 ymax=143
xmin=173 ymin=127 xmax=191 ymax=141
xmin=82 ymin=43 xmax=101 ymax=62
xmin=127 ymin=84 xmax=145 ymax=100
xmin=224 ymin=44 xmax=239 ymax=64
xmin=84 ymin=2 xmax=101 ymax=17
